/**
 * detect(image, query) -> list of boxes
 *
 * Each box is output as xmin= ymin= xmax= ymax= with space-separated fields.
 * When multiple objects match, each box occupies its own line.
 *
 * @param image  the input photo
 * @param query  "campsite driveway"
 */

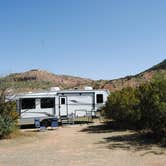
xmin=0 ymin=123 xmax=166 ymax=166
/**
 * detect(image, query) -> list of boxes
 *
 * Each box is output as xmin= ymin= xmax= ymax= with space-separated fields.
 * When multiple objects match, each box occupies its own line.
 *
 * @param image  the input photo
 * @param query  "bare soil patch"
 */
xmin=0 ymin=123 xmax=166 ymax=166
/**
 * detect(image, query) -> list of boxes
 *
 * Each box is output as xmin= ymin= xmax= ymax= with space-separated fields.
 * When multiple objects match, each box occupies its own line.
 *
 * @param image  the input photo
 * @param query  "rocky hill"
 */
xmin=0 ymin=69 xmax=93 ymax=93
xmin=94 ymin=59 xmax=166 ymax=91
xmin=0 ymin=59 xmax=165 ymax=93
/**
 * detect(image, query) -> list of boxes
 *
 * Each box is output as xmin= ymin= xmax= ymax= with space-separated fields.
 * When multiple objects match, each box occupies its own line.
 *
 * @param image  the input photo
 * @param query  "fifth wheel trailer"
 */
xmin=14 ymin=88 xmax=110 ymax=125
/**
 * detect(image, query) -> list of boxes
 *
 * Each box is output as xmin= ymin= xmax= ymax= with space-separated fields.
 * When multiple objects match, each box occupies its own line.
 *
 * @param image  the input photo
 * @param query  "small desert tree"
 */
xmin=0 ymin=101 xmax=18 ymax=138
xmin=0 ymin=84 xmax=18 ymax=138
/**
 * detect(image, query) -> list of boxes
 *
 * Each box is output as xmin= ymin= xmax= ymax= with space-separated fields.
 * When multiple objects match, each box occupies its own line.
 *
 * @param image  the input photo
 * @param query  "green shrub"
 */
xmin=0 ymin=101 xmax=18 ymax=138
xmin=138 ymin=77 xmax=166 ymax=134
xmin=102 ymin=87 xmax=141 ymax=128
xmin=102 ymin=75 xmax=166 ymax=136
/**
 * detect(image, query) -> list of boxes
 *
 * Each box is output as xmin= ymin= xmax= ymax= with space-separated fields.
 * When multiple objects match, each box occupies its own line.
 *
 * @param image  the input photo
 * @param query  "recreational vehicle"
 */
xmin=14 ymin=87 xmax=109 ymax=125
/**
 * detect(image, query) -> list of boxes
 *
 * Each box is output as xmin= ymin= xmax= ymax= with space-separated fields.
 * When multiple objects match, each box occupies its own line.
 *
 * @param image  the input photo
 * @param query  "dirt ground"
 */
xmin=0 ymin=123 xmax=166 ymax=166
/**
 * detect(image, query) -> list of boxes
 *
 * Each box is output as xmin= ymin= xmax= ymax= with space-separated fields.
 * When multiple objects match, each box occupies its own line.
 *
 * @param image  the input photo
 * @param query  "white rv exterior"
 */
xmin=15 ymin=88 xmax=109 ymax=125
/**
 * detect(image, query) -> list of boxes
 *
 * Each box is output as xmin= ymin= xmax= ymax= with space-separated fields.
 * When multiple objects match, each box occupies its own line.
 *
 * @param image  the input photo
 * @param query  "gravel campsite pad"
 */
xmin=0 ymin=123 xmax=166 ymax=166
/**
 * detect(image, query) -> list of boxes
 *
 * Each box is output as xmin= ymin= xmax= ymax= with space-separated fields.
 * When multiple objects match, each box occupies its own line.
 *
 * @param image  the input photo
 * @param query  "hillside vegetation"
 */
xmin=0 ymin=59 xmax=165 ymax=93
xmin=0 ymin=69 xmax=93 ymax=93
xmin=146 ymin=59 xmax=166 ymax=71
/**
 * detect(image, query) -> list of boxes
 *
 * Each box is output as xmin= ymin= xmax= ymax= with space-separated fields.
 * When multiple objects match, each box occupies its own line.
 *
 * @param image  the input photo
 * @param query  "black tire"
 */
xmin=41 ymin=120 xmax=50 ymax=127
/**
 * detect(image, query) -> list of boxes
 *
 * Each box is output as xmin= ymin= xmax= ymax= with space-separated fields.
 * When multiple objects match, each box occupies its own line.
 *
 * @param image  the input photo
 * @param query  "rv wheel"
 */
xmin=41 ymin=120 xmax=50 ymax=127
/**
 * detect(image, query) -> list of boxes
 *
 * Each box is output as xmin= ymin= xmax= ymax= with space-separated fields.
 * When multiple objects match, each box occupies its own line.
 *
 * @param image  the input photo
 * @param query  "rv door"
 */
xmin=59 ymin=96 xmax=68 ymax=116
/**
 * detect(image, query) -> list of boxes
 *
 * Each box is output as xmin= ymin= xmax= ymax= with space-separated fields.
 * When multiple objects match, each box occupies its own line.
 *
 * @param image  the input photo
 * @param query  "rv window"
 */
xmin=61 ymin=98 xmax=66 ymax=105
xmin=21 ymin=98 xmax=36 ymax=109
xmin=96 ymin=94 xmax=103 ymax=104
xmin=41 ymin=98 xmax=55 ymax=108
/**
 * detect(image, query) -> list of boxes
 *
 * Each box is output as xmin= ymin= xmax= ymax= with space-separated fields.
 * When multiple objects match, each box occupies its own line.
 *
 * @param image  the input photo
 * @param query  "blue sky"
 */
xmin=0 ymin=0 xmax=165 ymax=80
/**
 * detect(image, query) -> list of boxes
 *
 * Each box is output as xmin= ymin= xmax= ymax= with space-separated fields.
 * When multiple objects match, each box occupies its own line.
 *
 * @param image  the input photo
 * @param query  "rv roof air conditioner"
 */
xmin=50 ymin=87 xmax=60 ymax=91
xmin=84 ymin=86 xmax=93 ymax=90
